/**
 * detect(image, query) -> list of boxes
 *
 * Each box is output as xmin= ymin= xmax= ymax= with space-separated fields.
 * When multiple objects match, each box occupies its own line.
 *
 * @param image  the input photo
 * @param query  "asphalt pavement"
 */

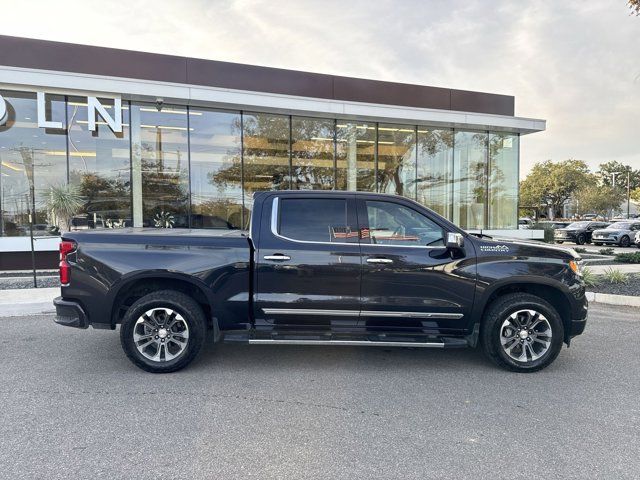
xmin=0 ymin=304 xmax=639 ymax=479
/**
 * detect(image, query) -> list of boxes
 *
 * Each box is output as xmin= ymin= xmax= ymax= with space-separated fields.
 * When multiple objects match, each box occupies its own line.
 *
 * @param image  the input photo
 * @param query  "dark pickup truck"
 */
xmin=54 ymin=191 xmax=588 ymax=373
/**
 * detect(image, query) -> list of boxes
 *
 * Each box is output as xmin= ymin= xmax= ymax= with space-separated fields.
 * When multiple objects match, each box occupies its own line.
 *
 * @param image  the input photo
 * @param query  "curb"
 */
xmin=0 ymin=287 xmax=58 ymax=317
xmin=586 ymin=291 xmax=640 ymax=307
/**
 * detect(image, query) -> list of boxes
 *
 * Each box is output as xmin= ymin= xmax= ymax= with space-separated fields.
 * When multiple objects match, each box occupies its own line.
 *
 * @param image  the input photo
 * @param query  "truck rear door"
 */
xmin=254 ymin=193 xmax=360 ymax=333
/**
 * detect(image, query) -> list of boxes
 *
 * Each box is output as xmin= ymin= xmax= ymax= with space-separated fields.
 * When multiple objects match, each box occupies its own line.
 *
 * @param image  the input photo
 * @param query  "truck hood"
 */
xmin=472 ymin=235 xmax=580 ymax=261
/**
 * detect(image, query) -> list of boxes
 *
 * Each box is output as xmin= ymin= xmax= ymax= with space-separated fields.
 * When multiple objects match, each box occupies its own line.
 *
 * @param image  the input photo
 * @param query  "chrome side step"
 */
xmin=247 ymin=339 xmax=445 ymax=348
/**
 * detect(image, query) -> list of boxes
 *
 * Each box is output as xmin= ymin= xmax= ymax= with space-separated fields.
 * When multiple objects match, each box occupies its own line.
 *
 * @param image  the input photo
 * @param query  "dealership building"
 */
xmin=0 ymin=35 xmax=545 ymax=269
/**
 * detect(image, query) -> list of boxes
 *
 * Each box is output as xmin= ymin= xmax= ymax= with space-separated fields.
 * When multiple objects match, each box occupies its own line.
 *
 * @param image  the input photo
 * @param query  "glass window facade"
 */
xmin=0 ymin=91 xmax=67 ymax=236
xmin=336 ymin=122 xmax=376 ymax=192
xmin=488 ymin=133 xmax=519 ymax=229
xmin=453 ymin=131 xmax=489 ymax=230
xmin=130 ymin=103 xmax=190 ymax=228
xmin=189 ymin=108 xmax=243 ymax=229
xmin=417 ymin=128 xmax=454 ymax=219
xmin=242 ymin=112 xmax=290 ymax=212
xmin=291 ymin=117 xmax=335 ymax=191
xmin=0 ymin=89 xmax=521 ymax=235
xmin=377 ymin=124 xmax=416 ymax=199
xmin=67 ymin=96 xmax=131 ymax=229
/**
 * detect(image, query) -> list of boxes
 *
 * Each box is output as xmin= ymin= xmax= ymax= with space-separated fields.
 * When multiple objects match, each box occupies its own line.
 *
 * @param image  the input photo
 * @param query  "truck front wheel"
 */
xmin=480 ymin=293 xmax=564 ymax=373
xmin=119 ymin=290 xmax=207 ymax=373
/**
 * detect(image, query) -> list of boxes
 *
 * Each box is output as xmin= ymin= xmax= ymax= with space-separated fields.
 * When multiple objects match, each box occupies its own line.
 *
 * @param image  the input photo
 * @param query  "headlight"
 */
xmin=569 ymin=260 xmax=582 ymax=276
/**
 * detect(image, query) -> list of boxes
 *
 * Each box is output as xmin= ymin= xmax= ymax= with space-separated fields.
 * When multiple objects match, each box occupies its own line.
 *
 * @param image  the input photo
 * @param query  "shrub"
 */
xmin=580 ymin=267 xmax=599 ymax=288
xmin=614 ymin=252 xmax=640 ymax=264
xmin=599 ymin=248 xmax=615 ymax=255
xmin=602 ymin=267 xmax=629 ymax=284
xmin=574 ymin=247 xmax=587 ymax=253
xmin=531 ymin=223 xmax=555 ymax=243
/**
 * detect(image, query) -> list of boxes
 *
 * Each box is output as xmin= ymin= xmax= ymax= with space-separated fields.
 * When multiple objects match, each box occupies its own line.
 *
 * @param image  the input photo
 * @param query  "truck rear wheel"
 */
xmin=480 ymin=293 xmax=564 ymax=373
xmin=119 ymin=290 xmax=207 ymax=373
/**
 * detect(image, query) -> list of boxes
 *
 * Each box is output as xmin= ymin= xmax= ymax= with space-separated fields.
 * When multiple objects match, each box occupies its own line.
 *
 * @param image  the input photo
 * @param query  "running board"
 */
xmin=247 ymin=339 xmax=446 ymax=348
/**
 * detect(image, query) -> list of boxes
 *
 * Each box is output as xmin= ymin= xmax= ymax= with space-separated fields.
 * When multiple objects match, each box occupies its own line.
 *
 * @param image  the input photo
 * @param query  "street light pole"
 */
xmin=627 ymin=170 xmax=631 ymax=218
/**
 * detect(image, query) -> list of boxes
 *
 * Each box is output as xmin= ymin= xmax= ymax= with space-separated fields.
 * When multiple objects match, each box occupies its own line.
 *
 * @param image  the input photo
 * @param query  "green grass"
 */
xmin=581 ymin=267 xmax=599 ymax=288
xmin=614 ymin=252 xmax=640 ymax=264
xmin=602 ymin=267 xmax=629 ymax=284
xmin=598 ymin=248 xmax=615 ymax=255
xmin=574 ymin=247 xmax=587 ymax=253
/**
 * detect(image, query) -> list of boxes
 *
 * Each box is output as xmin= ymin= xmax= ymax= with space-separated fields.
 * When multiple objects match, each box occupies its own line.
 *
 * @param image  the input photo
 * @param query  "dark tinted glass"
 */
xmin=279 ymin=198 xmax=348 ymax=242
xmin=364 ymin=200 xmax=444 ymax=246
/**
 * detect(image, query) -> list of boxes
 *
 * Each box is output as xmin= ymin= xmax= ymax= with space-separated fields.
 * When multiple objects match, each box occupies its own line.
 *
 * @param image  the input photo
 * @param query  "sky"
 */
xmin=0 ymin=0 xmax=637 ymax=178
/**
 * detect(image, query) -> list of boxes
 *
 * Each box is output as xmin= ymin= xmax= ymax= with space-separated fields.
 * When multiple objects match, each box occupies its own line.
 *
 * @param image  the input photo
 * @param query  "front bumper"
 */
xmin=570 ymin=317 xmax=588 ymax=337
xmin=592 ymin=236 xmax=616 ymax=244
xmin=53 ymin=296 xmax=88 ymax=329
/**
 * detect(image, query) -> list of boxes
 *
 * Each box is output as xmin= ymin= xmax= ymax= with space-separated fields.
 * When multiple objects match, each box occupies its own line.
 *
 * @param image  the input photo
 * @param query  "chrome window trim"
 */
xmin=361 ymin=310 xmax=463 ymax=319
xmin=262 ymin=308 xmax=463 ymax=319
xmin=269 ymin=195 xmax=448 ymax=249
xmin=263 ymin=308 xmax=360 ymax=316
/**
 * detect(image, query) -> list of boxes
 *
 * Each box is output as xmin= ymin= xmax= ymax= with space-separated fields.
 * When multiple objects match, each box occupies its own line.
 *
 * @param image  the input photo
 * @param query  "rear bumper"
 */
xmin=53 ymin=296 xmax=88 ymax=329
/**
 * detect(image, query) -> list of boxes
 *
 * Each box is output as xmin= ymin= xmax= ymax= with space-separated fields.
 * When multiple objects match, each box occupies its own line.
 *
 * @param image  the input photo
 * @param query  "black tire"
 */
xmin=480 ymin=293 xmax=564 ymax=373
xmin=619 ymin=236 xmax=630 ymax=248
xmin=576 ymin=233 xmax=586 ymax=245
xmin=119 ymin=290 xmax=207 ymax=373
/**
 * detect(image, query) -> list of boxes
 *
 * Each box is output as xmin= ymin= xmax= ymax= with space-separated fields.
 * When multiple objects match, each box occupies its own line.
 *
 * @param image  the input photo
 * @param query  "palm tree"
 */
xmin=45 ymin=184 xmax=83 ymax=233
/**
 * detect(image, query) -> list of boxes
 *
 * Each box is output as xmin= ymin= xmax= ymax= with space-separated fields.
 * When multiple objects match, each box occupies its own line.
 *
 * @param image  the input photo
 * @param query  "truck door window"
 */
xmin=363 ymin=200 xmax=444 ymax=246
xmin=278 ymin=198 xmax=351 ymax=243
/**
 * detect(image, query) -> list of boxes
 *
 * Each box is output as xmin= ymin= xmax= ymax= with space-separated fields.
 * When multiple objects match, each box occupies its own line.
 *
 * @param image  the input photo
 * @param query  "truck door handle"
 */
xmin=367 ymin=258 xmax=393 ymax=264
xmin=263 ymin=254 xmax=291 ymax=261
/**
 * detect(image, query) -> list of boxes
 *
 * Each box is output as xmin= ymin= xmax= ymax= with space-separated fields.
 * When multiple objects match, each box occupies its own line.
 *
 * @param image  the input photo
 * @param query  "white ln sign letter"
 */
xmin=37 ymin=92 xmax=63 ymax=129
xmin=87 ymin=96 xmax=122 ymax=133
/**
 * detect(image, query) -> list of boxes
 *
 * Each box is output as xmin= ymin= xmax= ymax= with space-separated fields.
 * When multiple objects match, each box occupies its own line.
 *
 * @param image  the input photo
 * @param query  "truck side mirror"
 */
xmin=446 ymin=232 xmax=464 ymax=250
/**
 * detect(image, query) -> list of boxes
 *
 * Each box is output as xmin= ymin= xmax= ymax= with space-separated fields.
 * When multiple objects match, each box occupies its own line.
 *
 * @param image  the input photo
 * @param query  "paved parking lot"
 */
xmin=1 ymin=304 xmax=639 ymax=479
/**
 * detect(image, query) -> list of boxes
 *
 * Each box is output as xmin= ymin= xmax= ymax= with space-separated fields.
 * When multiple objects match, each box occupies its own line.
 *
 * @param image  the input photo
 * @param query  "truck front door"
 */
xmin=357 ymin=196 xmax=476 ymax=335
xmin=254 ymin=194 xmax=361 ymax=333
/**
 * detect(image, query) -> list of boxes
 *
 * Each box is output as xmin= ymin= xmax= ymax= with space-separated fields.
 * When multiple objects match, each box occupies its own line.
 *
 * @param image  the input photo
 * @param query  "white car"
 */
xmin=592 ymin=221 xmax=640 ymax=247
xmin=635 ymin=230 xmax=640 ymax=248
xmin=518 ymin=217 xmax=534 ymax=229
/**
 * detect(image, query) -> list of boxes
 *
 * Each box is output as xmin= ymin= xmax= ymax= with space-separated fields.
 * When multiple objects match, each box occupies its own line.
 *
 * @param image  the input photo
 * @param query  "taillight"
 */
xmin=59 ymin=240 xmax=76 ymax=286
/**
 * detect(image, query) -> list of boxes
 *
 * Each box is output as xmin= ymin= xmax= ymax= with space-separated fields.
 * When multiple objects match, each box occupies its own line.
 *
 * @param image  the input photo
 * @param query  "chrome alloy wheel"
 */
xmin=500 ymin=309 xmax=552 ymax=363
xmin=133 ymin=308 xmax=189 ymax=362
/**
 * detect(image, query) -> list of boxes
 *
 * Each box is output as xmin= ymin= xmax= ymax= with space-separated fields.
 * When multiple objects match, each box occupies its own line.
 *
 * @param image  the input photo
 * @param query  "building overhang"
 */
xmin=0 ymin=35 xmax=545 ymax=135
xmin=0 ymin=65 xmax=545 ymax=135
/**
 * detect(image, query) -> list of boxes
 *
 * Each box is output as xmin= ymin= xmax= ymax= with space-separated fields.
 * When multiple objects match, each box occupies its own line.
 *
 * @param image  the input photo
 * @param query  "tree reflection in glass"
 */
xmin=377 ymin=124 xmax=416 ymax=198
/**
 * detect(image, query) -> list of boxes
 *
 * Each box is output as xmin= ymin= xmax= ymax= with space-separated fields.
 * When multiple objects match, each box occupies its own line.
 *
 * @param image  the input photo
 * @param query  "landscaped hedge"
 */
xmin=614 ymin=252 xmax=640 ymax=263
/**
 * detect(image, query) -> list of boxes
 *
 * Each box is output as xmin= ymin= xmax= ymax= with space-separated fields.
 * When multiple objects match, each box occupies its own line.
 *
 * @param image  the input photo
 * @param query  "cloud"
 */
xmin=0 ymin=0 xmax=637 ymax=177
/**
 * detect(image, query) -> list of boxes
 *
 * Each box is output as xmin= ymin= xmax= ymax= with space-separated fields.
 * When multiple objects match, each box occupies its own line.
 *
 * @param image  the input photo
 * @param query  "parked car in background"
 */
xmin=518 ymin=217 xmax=534 ymax=229
xmin=581 ymin=213 xmax=599 ymax=221
xmin=554 ymin=221 xmax=609 ymax=245
xmin=592 ymin=221 xmax=640 ymax=247
xmin=635 ymin=231 xmax=640 ymax=248
xmin=538 ymin=221 xmax=571 ymax=230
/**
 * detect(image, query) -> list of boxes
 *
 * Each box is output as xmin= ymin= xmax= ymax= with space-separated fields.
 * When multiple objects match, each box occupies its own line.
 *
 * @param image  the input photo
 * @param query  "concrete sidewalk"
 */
xmin=0 ymin=288 xmax=57 ymax=316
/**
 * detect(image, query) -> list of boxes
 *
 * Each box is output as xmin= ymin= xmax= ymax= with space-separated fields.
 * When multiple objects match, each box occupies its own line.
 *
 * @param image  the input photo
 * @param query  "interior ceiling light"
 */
xmin=1 ymin=161 xmax=23 ymax=171
xmin=140 ymin=108 xmax=199 ymax=115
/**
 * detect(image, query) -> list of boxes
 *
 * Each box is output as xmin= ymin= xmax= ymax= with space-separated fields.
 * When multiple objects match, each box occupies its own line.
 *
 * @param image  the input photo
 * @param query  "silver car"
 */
xmin=592 ymin=221 xmax=640 ymax=247
xmin=635 ymin=230 xmax=640 ymax=248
